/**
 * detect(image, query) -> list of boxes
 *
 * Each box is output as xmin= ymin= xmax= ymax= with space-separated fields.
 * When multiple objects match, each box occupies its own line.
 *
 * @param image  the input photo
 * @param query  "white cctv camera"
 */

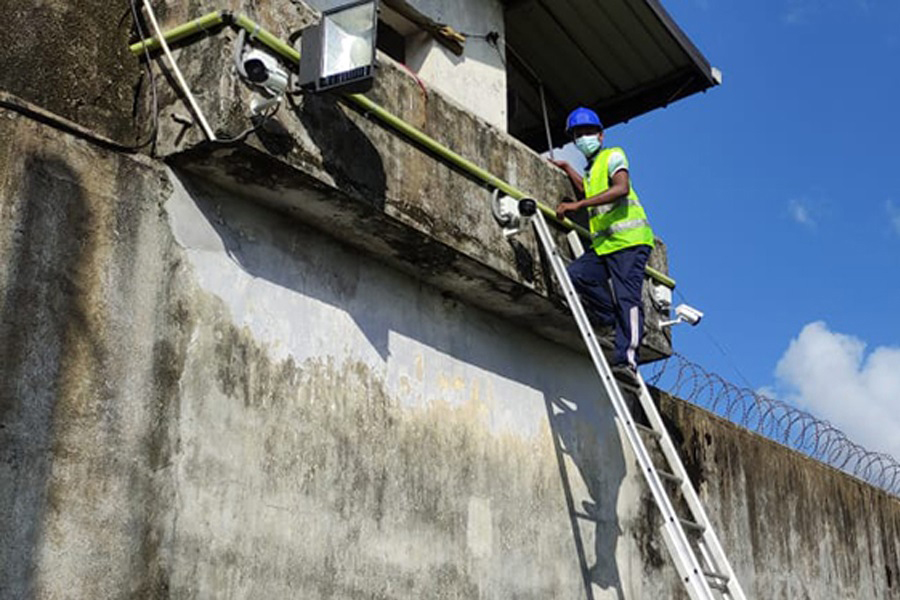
xmin=660 ymin=303 xmax=704 ymax=328
xmin=492 ymin=190 xmax=537 ymax=237
xmin=675 ymin=303 xmax=704 ymax=325
xmin=242 ymin=49 xmax=290 ymax=95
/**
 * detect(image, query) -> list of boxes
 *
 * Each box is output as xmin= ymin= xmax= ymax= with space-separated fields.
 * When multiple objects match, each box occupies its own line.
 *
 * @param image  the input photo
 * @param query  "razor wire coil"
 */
xmin=643 ymin=353 xmax=900 ymax=497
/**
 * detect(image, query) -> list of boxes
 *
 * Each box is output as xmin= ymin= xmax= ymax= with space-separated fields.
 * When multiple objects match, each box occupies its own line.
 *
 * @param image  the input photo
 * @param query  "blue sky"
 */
xmin=558 ymin=0 xmax=900 ymax=457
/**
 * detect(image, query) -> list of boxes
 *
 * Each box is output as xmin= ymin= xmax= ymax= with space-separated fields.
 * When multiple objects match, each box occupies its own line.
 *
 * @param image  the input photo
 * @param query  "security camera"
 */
xmin=492 ymin=190 xmax=537 ymax=237
xmin=242 ymin=49 xmax=290 ymax=95
xmin=518 ymin=198 xmax=537 ymax=217
xmin=675 ymin=304 xmax=703 ymax=325
xmin=660 ymin=303 xmax=704 ymax=328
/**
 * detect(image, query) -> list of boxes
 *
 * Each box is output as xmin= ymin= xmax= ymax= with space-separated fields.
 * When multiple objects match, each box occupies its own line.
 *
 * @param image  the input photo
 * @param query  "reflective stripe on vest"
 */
xmin=591 ymin=218 xmax=652 ymax=240
xmin=583 ymin=147 xmax=654 ymax=255
xmin=588 ymin=197 xmax=642 ymax=218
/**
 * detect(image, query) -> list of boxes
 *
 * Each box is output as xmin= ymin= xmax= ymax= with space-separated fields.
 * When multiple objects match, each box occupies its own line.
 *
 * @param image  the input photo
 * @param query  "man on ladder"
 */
xmin=550 ymin=107 xmax=654 ymax=383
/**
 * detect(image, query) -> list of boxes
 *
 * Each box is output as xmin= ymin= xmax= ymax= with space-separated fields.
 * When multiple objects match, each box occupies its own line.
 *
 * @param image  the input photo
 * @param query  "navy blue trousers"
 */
xmin=567 ymin=245 xmax=651 ymax=368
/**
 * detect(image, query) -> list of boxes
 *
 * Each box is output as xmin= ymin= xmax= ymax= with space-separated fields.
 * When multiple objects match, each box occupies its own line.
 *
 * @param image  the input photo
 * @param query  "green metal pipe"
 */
xmin=347 ymin=93 xmax=675 ymax=289
xmin=126 ymin=12 xmax=677 ymax=290
xmin=644 ymin=266 xmax=675 ymax=290
xmin=129 ymin=10 xmax=226 ymax=55
xmin=347 ymin=93 xmax=566 ymax=221
xmin=233 ymin=14 xmax=300 ymax=63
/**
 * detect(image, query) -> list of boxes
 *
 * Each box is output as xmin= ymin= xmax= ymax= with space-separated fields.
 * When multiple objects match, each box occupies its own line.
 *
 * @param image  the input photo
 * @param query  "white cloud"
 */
xmin=783 ymin=0 xmax=875 ymax=24
xmin=788 ymin=198 xmax=816 ymax=228
xmin=774 ymin=321 xmax=900 ymax=459
xmin=783 ymin=0 xmax=822 ymax=24
xmin=887 ymin=200 xmax=900 ymax=236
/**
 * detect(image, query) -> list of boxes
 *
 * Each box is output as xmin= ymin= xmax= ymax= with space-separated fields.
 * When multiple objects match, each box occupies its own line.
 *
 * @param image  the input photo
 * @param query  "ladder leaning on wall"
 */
xmin=527 ymin=207 xmax=747 ymax=600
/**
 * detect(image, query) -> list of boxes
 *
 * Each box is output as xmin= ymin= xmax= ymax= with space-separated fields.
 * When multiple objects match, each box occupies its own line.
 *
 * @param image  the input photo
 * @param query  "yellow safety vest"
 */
xmin=584 ymin=147 xmax=655 ymax=255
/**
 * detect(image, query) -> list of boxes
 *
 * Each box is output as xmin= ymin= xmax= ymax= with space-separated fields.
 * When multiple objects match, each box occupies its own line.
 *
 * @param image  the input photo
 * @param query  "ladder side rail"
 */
xmin=531 ymin=212 xmax=718 ymax=600
xmin=633 ymin=350 xmax=747 ymax=599
xmin=661 ymin=521 xmax=719 ymax=600
xmin=697 ymin=540 xmax=739 ymax=599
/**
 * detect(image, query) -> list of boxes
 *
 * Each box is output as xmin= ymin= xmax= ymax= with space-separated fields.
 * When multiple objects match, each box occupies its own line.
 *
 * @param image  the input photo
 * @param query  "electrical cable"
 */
xmin=128 ymin=0 xmax=160 ymax=152
xmin=478 ymin=32 xmax=556 ymax=155
xmin=209 ymin=98 xmax=282 ymax=146
xmin=0 ymin=94 xmax=149 ymax=154
xmin=674 ymin=287 xmax=757 ymax=391
xmin=398 ymin=62 xmax=429 ymax=99
xmin=141 ymin=0 xmax=217 ymax=141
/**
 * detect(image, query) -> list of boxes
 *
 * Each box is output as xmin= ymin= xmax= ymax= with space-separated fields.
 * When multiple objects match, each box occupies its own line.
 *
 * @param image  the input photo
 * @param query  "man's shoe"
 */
xmin=610 ymin=363 xmax=640 ymax=389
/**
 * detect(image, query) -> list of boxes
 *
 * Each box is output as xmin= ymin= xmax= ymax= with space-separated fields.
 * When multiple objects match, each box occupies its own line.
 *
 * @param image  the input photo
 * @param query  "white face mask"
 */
xmin=575 ymin=134 xmax=602 ymax=157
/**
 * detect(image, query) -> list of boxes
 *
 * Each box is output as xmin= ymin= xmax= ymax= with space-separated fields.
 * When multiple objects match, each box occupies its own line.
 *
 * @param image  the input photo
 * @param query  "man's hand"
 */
xmin=555 ymin=198 xmax=580 ymax=221
xmin=548 ymin=158 xmax=585 ymax=195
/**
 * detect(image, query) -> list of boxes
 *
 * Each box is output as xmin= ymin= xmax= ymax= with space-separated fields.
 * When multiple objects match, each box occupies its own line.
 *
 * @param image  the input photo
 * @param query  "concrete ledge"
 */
xmin=170 ymin=135 xmax=671 ymax=362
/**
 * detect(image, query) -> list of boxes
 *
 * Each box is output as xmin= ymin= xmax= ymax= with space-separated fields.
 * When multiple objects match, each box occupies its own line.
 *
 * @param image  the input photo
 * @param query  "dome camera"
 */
xmin=492 ymin=191 xmax=536 ymax=237
xmin=242 ymin=49 xmax=289 ymax=95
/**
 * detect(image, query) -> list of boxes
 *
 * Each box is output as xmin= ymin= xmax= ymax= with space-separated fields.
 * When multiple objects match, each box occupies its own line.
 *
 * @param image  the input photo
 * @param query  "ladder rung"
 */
xmin=656 ymin=469 xmax=683 ymax=485
xmin=679 ymin=517 xmax=705 ymax=534
xmin=704 ymin=570 xmax=730 ymax=591
xmin=615 ymin=380 xmax=641 ymax=395
xmin=634 ymin=422 xmax=661 ymax=439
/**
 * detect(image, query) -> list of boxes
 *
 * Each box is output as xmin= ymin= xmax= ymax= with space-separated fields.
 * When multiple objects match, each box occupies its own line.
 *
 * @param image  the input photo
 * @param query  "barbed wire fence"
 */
xmin=643 ymin=353 xmax=900 ymax=497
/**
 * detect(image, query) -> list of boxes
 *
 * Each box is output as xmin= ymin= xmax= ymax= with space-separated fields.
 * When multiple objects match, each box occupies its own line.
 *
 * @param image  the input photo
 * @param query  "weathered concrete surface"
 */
xmin=3 ymin=2 xmax=897 ymax=599
xmin=0 ymin=0 xmax=144 ymax=144
xmin=658 ymin=391 xmax=900 ymax=599
xmin=2 ymin=110 xmax=899 ymax=600
xmin=0 ymin=103 xmax=605 ymax=599
xmin=0 ymin=107 xmax=183 ymax=598
xmin=402 ymin=0 xmax=508 ymax=129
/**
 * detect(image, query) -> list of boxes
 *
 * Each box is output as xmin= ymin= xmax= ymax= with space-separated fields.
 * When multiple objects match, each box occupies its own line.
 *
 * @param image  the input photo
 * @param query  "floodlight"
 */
xmin=298 ymin=0 xmax=378 ymax=94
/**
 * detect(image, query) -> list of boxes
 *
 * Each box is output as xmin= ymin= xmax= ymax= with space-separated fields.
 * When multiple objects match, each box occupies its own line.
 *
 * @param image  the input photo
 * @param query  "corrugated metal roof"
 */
xmin=503 ymin=0 xmax=720 ymax=150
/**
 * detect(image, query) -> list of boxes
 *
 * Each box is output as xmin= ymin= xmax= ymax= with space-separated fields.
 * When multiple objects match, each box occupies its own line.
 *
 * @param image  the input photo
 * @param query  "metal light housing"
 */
xmin=298 ymin=0 xmax=378 ymax=94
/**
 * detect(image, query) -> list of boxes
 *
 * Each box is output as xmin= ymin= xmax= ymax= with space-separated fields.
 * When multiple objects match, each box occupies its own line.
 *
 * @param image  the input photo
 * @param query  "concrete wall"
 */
xmin=0 ymin=110 xmax=623 ymax=599
xmin=2 ymin=1 xmax=899 ymax=599
xmin=2 ymin=106 xmax=899 ymax=600
xmin=403 ymin=0 xmax=508 ymax=130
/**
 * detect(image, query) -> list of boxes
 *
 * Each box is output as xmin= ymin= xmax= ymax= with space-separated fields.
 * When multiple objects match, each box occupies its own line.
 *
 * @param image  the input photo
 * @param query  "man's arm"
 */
xmin=556 ymin=169 xmax=630 ymax=220
xmin=549 ymin=159 xmax=584 ymax=195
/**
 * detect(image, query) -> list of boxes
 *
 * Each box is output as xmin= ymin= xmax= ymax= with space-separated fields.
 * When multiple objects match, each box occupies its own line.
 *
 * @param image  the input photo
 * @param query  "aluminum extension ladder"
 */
xmin=530 ymin=209 xmax=747 ymax=600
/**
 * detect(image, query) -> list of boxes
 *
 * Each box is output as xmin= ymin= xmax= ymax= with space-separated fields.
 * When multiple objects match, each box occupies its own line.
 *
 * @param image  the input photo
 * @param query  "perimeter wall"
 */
xmin=0 ymin=1 xmax=898 ymax=599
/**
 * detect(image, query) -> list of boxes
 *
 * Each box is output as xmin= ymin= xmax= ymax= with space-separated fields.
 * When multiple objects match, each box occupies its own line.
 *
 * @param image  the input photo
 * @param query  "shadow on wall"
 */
xmin=178 ymin=167 xmax=549 ymax=388
xmin=0 ymin=155 xmax=92 ymax=597
xmin=547 ymin=392 xmax=627 ymax=600
xmin=0 ymin=150 xmax=178 ymax=597
xmin=293 ymin=94 xmax=387 ymax=210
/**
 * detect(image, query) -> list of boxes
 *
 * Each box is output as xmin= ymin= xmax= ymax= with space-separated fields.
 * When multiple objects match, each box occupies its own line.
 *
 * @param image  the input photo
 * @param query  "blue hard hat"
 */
xmin=565 ymin=107 xmax=603 ymax=134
